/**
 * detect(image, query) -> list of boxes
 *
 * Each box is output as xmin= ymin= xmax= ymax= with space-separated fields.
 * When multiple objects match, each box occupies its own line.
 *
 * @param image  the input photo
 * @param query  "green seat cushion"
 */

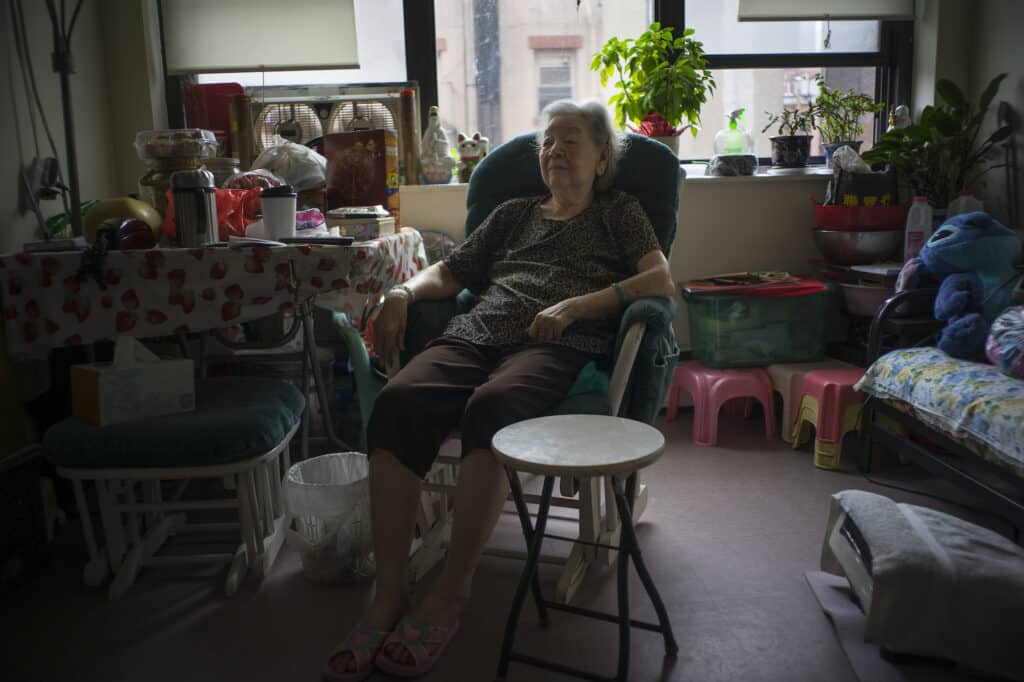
xmin=549 ymin=390 xmax=612 ymax=417
xmin=44 ymin=377 xmax=305 ymax=469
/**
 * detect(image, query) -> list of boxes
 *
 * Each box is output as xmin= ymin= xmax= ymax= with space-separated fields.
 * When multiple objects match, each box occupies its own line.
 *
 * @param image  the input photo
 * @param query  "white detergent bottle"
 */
xmin=904 ymin=196 xmax=933 ymax=260
xmin=946 ymin=190 xmax=985 ymax=217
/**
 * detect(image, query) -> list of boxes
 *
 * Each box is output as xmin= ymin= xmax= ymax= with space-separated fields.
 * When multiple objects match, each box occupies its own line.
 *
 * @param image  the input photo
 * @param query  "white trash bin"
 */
xmin=285 ymin=452 xmax=375 ymax=584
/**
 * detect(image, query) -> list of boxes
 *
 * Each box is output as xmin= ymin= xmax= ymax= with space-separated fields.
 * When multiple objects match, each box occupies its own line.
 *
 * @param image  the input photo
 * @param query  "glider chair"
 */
xmin=386 ymin=132 xmax=682 ymax=603
xmin=43 ymin=375 xmax=304 ymax=599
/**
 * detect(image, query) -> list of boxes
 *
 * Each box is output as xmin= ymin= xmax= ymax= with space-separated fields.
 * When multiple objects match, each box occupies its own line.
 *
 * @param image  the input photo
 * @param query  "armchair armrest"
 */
xmin=612 ymin=296 xmax=679 ymax=424
xmin=866 ymin=289 xmax=940 ymax=364
xmin=401 ymin=290 xmax=479 ymax=365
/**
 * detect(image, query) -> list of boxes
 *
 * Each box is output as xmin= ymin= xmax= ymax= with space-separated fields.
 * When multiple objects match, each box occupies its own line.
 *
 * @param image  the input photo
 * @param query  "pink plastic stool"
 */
xmin=665 ymin=362 xmax=777 ymax=446
xmin=791 ymin=368 xmax=865 ymax=468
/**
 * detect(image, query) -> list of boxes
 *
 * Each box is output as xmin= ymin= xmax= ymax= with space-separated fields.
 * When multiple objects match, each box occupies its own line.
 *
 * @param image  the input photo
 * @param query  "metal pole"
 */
xmin=58 ymin=65 xmax=83 ymax=237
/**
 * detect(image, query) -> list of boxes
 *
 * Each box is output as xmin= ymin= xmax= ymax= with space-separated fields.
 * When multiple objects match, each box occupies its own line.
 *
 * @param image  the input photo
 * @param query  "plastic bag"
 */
xmin=161 ymin=187 xmax=262 ymax=239
xmin=223 ymin=168 xmax=284 ymax=191
xmin=285 ymin=452 xmax=375 ymax=584
xmin=251 ymin=135 xmax=327 ymax=192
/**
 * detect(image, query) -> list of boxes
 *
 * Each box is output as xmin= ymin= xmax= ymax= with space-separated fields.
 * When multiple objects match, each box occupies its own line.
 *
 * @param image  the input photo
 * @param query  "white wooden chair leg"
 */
xmin=142 ymin=480 xmax=162 ymax=529
xmin=72 ymin=478 xmax=109 ymax=587
xmin=555 ymin=477 xmax=600 ymax=603
xmin=95 ymin=479 xmax=126 ymax=572
xmin=267 ymin=459 xmax=283 ymax=517
xmin=236 ymin=471 xmax=259 ymax=571
xmin=255 ymin=463 xmax=275 ymax=534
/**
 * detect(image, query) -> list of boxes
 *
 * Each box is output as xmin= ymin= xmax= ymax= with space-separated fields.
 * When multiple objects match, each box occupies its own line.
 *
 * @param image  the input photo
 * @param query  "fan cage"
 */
xmin=255 ymin=103 xmax=325 ymax=150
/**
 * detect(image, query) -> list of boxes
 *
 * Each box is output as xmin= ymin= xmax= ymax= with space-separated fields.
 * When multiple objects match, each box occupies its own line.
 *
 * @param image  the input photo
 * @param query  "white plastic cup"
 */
xmin=261 ymin=185 xmax=298 ymax=240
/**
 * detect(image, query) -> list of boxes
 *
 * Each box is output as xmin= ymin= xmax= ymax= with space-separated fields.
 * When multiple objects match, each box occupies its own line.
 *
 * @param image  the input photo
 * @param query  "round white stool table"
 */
xmin=491 ymin=414 xmax=678 ymax=682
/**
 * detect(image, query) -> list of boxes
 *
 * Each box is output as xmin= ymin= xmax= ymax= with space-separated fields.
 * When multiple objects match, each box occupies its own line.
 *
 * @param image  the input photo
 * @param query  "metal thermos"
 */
xmin=171 ymin=168 xmax=218 ymax=247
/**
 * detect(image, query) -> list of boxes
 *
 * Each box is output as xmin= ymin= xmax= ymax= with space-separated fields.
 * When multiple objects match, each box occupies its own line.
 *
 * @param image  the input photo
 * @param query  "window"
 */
xmin=678 ymin=0 xmax=910 ymax=163
xmin=433 ymin=0 xmax=652 ymax=147
xmin=536 ymin=51 xmax=574 ymax=114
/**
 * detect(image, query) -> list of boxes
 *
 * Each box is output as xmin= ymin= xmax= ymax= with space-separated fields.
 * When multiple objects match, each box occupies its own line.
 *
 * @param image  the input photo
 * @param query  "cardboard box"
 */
xmin=71 ymin=337 xmax=195 ymax=426
xmin=324 ymin=129 xmax=401 ymax=227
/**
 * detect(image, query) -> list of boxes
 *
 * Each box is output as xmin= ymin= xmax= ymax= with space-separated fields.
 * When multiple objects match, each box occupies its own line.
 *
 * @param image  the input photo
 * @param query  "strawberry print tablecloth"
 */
xmin=1 ymin=229 xmax=428 ymax=359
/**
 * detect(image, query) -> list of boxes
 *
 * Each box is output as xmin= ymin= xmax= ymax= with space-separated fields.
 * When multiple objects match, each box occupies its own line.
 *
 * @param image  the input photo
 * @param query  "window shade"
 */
xmin=161 ymin=0 xmax=359 ymax=74
xmin=737 ymin=0 xmax=914 ymax=21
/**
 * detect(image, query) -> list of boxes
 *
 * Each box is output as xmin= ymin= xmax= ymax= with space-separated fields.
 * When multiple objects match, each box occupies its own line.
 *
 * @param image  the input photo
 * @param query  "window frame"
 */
xmin=162 ymin=0 xmax=912 ymax=163
xmin=667 ymin=3 xmax=913 ymax=164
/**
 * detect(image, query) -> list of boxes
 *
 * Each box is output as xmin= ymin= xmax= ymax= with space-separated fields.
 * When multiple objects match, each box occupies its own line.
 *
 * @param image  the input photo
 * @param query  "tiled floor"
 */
xmin=5 ymin=410 xmax=1000 ymax=681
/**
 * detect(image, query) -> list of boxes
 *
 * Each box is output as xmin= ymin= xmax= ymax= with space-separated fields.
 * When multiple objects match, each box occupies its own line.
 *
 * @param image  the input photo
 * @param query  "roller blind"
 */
xmin=161 ymin=0 xmax=359 ymax=74
xmin=737 ymin=0 xmax=914 ymax=21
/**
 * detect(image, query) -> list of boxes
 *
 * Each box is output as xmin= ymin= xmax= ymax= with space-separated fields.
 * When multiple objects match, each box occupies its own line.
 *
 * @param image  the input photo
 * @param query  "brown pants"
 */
xmin=366 ymin=336 xmax=596 ymax=479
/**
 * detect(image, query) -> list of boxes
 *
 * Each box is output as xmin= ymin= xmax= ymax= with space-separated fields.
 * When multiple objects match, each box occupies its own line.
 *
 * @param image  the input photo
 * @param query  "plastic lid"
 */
xmin=912 ymin=195 xmax=928 ymax=202
xmin=135 ymin=129 xmax=218 ymax=161
xmin=261 ymin=184 xmax=296 ymax=197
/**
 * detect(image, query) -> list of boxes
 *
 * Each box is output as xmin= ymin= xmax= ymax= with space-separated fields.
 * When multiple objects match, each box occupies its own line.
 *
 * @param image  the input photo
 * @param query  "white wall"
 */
xmin=401 ymin=172 xmax=829 ymax=347
xmin=968 ymin=0 xmax=1024 ymax=229
xmin=0 ymin=1 xmax=119 ymax=253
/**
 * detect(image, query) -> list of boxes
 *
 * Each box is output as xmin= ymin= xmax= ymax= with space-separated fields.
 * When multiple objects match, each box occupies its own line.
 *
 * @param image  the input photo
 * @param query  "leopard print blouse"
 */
xmin=442 ymin=189 xmax=662 ymax=355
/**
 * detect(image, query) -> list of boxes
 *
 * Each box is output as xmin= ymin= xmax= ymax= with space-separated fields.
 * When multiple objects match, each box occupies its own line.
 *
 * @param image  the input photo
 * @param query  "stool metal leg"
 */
xmin=613 ymin=474 xmax=678 ymax=657
xmin=497 ymin=475 xmax=555 ymax=681
xmin=504 ymin=467 xmax=549 ymax=625
xmin=616 ymin=496 xmax=631 ymax=680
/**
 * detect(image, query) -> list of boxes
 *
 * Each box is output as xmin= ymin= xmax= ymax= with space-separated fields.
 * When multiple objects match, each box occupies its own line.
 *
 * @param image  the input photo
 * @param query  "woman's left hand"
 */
xmin=527 ymin=298 xmax=579 ymax=341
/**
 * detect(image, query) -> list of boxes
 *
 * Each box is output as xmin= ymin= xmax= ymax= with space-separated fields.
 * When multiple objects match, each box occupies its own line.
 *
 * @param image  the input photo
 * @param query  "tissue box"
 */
xmin=70 ymin=338 xmax=195 ymax=426
xmin=326 ymin=215 xmax=396 ymax=241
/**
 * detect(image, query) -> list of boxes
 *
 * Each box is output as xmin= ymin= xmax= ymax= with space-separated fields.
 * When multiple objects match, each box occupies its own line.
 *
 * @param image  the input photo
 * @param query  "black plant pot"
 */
xmin=769 ymin=135 xmax=812 ymax=167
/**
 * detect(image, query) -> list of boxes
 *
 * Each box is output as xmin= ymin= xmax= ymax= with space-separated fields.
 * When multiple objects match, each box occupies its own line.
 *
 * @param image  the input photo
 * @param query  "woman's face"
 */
xmin=539 ymin=115 xmax=610 ymax=196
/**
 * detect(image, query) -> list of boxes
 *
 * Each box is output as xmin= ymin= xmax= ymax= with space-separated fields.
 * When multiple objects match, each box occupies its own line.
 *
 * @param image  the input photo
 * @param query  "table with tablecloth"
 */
xmin=0 ymin=229 xmax=429 ymax=358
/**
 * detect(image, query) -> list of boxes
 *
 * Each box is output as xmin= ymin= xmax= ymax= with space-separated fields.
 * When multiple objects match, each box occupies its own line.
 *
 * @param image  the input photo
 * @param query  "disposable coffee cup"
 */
xmin=261 ymin=185 xmax=298 ymax=240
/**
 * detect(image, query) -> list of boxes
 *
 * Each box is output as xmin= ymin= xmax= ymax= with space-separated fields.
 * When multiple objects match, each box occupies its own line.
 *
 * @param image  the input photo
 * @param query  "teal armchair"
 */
xmin=335 ymin=132 xmax=682 ymax=600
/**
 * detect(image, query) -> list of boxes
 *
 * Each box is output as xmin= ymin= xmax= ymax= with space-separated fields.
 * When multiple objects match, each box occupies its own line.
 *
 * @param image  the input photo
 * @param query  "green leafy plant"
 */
xmin=761 ymin=107 xmax=816 ymax=137
xmin=814 ymin=74 xmax=884 ymax=143
xmin=590 ymin=23 xmax=716 ymax=137
xmin=863 ymin=73 xmax=1013 ymax=208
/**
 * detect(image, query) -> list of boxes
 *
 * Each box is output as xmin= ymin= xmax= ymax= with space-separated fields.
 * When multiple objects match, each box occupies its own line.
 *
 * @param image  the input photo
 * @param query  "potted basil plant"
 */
xmin=591 ymin=22 xmax=716 ymax=154
xmin=814 ymin=74 xmax=885 ymax=168
xmin=762 ymin=106 xmax=816 ymax=168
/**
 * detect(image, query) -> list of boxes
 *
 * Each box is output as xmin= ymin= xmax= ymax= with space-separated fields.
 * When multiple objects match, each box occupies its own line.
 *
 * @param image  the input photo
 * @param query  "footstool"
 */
xmin=491 ymin=415 xmax=678 ymax=682
xmin=766 ymin=359 xmax=858 ymax=443
xmin=665 ymin=361 xmax=776 ymax=446
xmin=791 ymin=368 xmax=865 ymax=468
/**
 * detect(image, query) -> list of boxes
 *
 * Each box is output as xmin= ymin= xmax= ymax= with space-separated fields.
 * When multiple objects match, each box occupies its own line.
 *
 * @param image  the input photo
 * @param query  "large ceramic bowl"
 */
xmin=813 ymin=229 xmax=903 ymax=265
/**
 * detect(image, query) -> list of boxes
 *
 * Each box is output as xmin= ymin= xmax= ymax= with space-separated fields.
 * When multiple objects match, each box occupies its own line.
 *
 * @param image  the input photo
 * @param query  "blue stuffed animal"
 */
xmin=898 ymin=211 xmax=1022 ymax=359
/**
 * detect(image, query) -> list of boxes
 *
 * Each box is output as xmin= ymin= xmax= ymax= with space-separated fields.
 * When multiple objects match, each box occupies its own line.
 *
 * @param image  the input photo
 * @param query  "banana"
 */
xmin=83 ymin=197 xmax=162 ymax=242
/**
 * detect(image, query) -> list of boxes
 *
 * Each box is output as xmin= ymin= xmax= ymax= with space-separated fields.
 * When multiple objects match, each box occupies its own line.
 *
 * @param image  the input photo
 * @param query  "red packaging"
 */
xmin=324 ymin=129 xmax=401 ymax=227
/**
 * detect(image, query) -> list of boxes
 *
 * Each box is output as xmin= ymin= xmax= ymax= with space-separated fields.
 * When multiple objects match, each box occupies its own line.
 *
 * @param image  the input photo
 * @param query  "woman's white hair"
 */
xmin=537 ymin=99 xmax=626 ymax=191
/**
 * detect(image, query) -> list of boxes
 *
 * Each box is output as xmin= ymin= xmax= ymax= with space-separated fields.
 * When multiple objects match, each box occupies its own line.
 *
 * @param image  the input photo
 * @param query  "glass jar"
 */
xmin=138 ymin=157 xmax=203 ymax=220
xmin=203 ymin=157 xmax=241 ymax=187
xmin=135 ymin=129 xmax=218 ymax=218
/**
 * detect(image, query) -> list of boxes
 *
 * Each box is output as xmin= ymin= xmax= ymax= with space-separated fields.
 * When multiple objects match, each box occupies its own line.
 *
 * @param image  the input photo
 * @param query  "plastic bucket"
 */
xmin=284 ymin=452 xmax=375 ymax=584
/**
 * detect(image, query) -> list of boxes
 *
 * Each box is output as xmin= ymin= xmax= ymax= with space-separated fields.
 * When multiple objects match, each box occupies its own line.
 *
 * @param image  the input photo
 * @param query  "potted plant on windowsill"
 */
xmin=863 ymin=73 xmax=1012 ymax=211
xmin=591 ymin=22 xmax=716 ymax=155
xmin=762 ymin=106 xmax=816 ymax=168
xmin=814 ymin=74 xmax=885 ymax=168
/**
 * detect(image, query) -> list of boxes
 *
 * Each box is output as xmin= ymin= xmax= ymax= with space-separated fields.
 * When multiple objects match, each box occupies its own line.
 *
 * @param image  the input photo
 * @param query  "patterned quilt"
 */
xmin=856 ymin=347 xmax=1024 ymax=478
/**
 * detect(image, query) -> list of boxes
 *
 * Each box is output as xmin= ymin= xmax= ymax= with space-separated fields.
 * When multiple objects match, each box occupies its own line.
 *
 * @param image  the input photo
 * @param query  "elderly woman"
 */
xmin=324 ymin=99 xmax=674 ymax=680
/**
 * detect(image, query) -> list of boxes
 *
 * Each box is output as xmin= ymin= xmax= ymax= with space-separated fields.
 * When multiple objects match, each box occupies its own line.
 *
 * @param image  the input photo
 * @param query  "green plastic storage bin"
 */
xmin=684 ymin=288 xmax=826 ymax=368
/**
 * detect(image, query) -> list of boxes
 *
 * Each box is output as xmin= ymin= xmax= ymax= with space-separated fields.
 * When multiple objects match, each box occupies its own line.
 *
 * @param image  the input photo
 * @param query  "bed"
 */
xmin=857 ymin=289 xmax=1024 ymax=540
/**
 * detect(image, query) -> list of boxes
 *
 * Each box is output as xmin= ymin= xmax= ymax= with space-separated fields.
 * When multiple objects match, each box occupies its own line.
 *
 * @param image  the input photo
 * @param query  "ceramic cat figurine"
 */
xmin=419 ymin=106 xmax=456 ymax=184
xmin=456 ymin=132 xmax=489 ymax=183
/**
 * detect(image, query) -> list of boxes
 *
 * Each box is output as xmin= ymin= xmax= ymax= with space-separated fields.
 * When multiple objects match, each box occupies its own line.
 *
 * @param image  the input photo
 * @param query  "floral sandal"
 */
xmin=323 ymin=623 xmax=391 ymax=682
xmin=374 ymin=616 xmax=461 ymax=678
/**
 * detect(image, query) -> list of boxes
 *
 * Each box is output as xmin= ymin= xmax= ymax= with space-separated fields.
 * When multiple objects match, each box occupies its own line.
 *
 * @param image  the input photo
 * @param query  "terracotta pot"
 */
xmin=650 ymin=135 xmax=679 ymax=155
xmin=769 ymin=135 xmax=812 ymax=167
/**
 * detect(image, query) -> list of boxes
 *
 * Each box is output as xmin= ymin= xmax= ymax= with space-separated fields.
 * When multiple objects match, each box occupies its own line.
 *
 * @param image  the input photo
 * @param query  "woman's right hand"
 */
xmin=373 ymin=293 xmax=410 ymax=367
